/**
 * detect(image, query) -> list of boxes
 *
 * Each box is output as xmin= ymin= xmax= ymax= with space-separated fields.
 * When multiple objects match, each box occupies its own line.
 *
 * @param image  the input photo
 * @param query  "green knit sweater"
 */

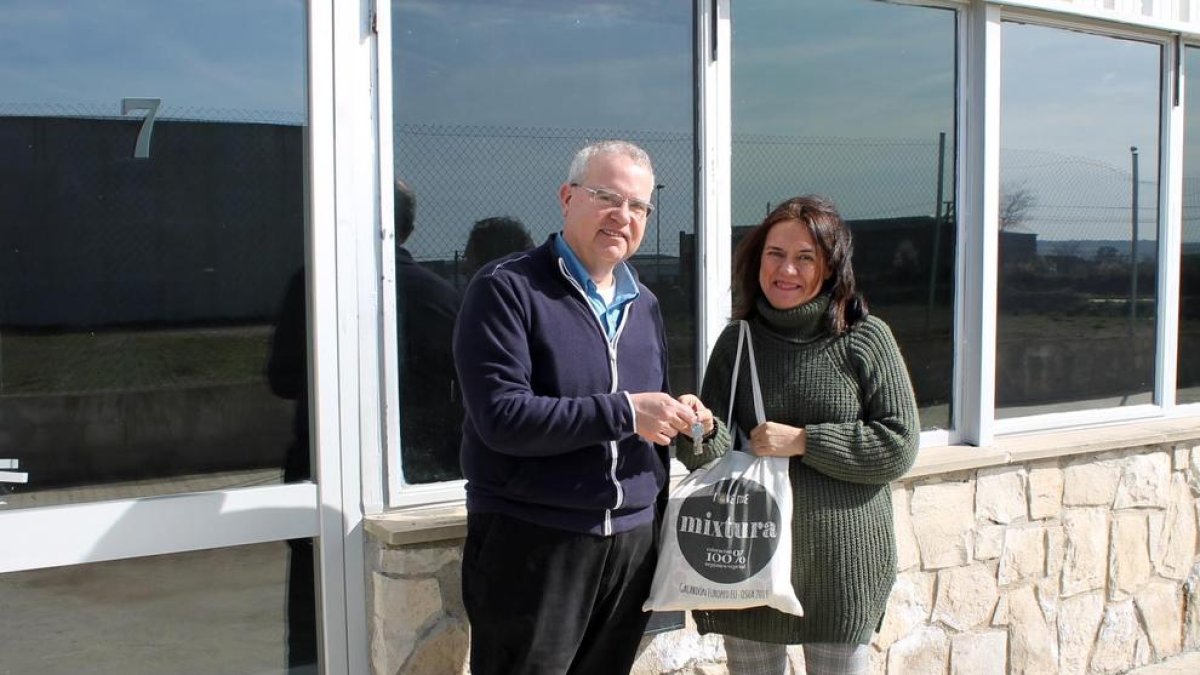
xmin=680 ymin=293 xmax=919 ymax=645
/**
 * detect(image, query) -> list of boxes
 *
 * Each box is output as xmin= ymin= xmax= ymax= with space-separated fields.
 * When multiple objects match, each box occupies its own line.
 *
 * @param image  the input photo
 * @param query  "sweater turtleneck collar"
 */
xmin=755 ymin=292 xmax=830 ymax=342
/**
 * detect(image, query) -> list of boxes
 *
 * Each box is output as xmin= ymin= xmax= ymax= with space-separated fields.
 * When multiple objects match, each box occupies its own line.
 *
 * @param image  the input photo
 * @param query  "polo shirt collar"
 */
xmin=552 ymin=232 xmax=640 ymax=304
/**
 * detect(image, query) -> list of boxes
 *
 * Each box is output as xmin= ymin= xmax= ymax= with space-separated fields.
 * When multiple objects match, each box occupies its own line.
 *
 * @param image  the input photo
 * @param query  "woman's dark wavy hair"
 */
xmin=731 ymin=194 xmax=867 ymax=335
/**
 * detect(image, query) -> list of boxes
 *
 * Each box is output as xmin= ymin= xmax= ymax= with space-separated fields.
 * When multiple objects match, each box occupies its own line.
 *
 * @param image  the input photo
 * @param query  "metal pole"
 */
xmin=655 ymin=184 xmax=664 ymax=285
xmin=1130 ymin=146 xmax=1139 ymax=332
xmin=926 ymin=131 xmax=947 ymax=336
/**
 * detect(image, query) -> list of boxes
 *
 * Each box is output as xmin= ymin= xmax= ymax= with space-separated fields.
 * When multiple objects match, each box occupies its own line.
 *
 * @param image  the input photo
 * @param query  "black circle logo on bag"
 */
xmin=676 ymin=476 xmax=782 ymax=583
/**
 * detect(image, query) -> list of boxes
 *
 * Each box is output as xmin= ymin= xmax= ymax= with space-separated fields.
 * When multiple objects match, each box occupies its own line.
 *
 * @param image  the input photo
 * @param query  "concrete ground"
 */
xmin=1128 ymin=651 xmax=1200 ymax=674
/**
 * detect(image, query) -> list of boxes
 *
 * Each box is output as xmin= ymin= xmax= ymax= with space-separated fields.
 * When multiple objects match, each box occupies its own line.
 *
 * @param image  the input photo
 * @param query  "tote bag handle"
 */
xmin=726 ymin=320 xmax=765 ymax=432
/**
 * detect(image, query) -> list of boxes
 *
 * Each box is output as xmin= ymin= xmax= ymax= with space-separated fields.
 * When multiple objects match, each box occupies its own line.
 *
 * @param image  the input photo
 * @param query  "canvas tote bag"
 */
xmin=643 ymin=321 xmax=803 ymax=616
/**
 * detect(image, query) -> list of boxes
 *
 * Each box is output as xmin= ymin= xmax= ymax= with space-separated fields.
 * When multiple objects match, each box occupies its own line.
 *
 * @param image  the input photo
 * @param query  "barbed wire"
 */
xmin=399 ymin=123 xmax=690 ymax=142
xmin=0 ymin=102 xmax=305 ymax=126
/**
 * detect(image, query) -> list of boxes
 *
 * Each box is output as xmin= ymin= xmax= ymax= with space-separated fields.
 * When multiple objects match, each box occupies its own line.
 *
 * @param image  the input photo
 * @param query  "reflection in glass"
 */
xmin=0 ymin=1 xmax=310 ymax=506
xmin=998 ymin=23 xmax=1160 ymax=417
xmin=1180 ymin=47 xmax=1200 ymax=403
xmin=0 ymin=541 xmax=317 ymax=674
xmin=731 ymin=0 xmax=957 ymax=431
xmin=391 ymin=1 xmax=696 ymax=483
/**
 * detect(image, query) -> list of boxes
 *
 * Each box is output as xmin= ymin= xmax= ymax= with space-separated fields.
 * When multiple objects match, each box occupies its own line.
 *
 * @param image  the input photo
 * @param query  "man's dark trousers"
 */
xmin=462 ymin=511 xmax=657 ymax=675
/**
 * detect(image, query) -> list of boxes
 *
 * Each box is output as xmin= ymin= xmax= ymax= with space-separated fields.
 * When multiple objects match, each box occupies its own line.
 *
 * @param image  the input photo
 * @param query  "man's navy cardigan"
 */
xmin=452 ymin=235 xmax=672 ymax=536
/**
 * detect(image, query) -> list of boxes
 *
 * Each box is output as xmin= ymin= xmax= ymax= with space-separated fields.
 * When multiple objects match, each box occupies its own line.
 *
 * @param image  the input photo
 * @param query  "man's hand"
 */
xmin=629 ymin=392 xmax=700 ymax=445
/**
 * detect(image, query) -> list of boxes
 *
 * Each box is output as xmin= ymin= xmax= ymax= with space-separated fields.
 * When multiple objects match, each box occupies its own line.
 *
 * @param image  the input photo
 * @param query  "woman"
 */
xmin=681 ymin=195 xmax=919 ymax=674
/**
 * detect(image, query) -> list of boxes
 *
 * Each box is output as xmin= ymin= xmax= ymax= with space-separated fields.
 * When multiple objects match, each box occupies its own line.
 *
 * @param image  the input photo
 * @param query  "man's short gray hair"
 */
xmin=566 ymin=140 xmax=654 ymax=185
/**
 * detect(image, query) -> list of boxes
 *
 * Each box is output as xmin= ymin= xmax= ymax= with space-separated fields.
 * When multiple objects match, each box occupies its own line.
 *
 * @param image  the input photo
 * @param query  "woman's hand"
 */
xmin=677 ymin=394 xmax=715 ymax=438
xmin=748 ymin=421 xmax=806 ymax=457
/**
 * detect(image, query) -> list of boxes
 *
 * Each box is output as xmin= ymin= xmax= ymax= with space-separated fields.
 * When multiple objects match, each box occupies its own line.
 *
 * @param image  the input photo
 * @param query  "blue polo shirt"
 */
xmin=553 ymin=233 xmax=640 ymax=341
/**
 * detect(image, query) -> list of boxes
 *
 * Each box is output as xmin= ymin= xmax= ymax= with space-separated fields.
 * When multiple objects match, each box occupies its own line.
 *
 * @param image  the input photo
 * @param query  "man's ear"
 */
xmin=559 ymin=183 xmax=573 ymax=217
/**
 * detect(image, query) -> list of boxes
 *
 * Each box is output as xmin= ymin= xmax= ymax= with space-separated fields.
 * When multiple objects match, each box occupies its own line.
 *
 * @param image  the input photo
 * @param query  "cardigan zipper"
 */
xmin=557 ymin=258 xmax=633 ymax=536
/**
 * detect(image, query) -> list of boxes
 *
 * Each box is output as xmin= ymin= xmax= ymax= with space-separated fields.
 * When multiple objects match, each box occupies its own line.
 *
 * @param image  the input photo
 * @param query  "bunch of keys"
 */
xmin=690 ymin=419 xmax=704 ymax=455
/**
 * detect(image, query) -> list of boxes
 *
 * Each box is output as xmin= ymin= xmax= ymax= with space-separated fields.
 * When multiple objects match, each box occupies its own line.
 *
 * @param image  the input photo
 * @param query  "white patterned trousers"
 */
xmin=723 ymin=635 xmax=870 ymax=675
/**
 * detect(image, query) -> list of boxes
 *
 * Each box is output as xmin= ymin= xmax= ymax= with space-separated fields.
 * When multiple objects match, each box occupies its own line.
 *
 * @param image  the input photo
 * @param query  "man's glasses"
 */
xmin=571 ymin=183 xmax=654 ymax=219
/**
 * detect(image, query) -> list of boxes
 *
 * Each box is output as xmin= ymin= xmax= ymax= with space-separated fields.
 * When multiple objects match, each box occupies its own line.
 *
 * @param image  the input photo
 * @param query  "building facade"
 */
xmin=4 ymin=0 xmax=1200 ymax=673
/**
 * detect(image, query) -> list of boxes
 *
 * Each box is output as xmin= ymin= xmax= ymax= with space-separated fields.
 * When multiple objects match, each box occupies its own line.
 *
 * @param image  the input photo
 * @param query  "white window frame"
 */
xmin=0 ymin=1 xmax=367 ymax=672
xmin=372 ymin=0 xmax=467 ymax=510
xmin=1160 ymin=35 xmax=1186 ymax=415
xmin=379 ymin=0 xmax=728 ymax=505
xmin=0 ymin=484 xmax=319 ymax=573
xmin=326 ymin=0 xmax=374 ymax=670
xmin=955 ymin=2 xmax=1003 ymax=447
xmin=697 ymin=0 xmax=733 ymax=371
xmin=992 ymin=0 xmax=1200 ymax=32
xmin=988 ymin=8 xmax=1182 ymax=437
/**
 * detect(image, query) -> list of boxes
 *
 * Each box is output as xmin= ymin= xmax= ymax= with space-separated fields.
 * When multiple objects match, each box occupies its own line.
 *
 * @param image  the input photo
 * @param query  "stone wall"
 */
xmin=366 ymin=540 xmax=470 ymax=675
xmin=875 ymin=444 xmax=1200 ymax=675
xmin=366 ymin=441 xmax=1200 ymax=675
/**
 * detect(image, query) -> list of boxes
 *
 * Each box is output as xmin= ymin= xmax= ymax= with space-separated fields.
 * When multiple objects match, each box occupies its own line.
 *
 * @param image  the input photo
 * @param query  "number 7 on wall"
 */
xmin=121 ymin=97 xmax=161 ymax=159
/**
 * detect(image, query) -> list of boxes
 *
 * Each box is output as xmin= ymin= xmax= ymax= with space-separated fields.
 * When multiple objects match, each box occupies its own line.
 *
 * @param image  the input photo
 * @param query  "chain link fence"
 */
xmin=1002 ymin=147 xmax=1160 ymax=256
xmin=733 ymin=133 xmax=953 ymax=224
xmin=395 ymin=124 xmax=696 ymax=270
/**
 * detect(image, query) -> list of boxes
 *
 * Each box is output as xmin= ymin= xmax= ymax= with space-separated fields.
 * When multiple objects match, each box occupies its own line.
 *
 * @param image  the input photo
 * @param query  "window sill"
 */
xmin=365 ymin=502 xmax=466 ymax=547
xmin=365 ymin=416 xmax=1200 ymax=546
xmin=908 ymin=415 xmax=1200 ymax=479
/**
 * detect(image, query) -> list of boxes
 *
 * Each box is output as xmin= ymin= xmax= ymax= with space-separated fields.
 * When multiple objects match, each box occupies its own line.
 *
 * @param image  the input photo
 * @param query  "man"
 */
xmin=393 ymin=178 xmax=464 ymax=483
xmin=265 ymin=179 xmax=463 ymax=666
xmin=453 ymin=140 xmax=712 ymax=674
xmin=269 ymin=179 xmax=461 ymax=486
xmin=462 ymin=215 xmax=534 ymax=280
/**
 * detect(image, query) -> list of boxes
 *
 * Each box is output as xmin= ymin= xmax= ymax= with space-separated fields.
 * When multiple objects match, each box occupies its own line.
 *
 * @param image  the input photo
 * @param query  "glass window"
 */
xmin=1179 ymin=46 xmax=1200 ymax=403
xmin=0 ymin=2 xmax=310 ymax=506
xmin=0 ymin=540 xmax=318 ymax=672
xmin=730 ymin=0 xmax=958 ymax=431
xmin=391 ymin=2 xmax=696 ymax=484
xmin=998 ymin=23 xmax=1160 ymax=417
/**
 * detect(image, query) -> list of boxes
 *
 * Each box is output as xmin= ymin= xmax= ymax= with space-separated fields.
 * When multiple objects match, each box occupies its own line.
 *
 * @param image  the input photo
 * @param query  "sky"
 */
xmin=1001 ymin=20 xmax=1162 ymax=242
xmin=0 ymin=0 xmax=306 ymax=123
xmin=1 ymin=0 xmax=1193 ymax=259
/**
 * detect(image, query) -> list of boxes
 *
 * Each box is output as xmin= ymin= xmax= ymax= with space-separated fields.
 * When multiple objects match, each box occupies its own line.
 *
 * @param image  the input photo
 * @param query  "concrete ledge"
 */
xmin=366 ymin=416 xmax=1200 ymax=546
xmin=1000 ymin=416 xmax=1200 ymax=463
xmin=364 ymin=503 xmax=466 ymax=547
xmin=905 ymin=416 xmax=1200 ymax=479
xmin=903 ymin=444 xmax=1009 ymax=479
